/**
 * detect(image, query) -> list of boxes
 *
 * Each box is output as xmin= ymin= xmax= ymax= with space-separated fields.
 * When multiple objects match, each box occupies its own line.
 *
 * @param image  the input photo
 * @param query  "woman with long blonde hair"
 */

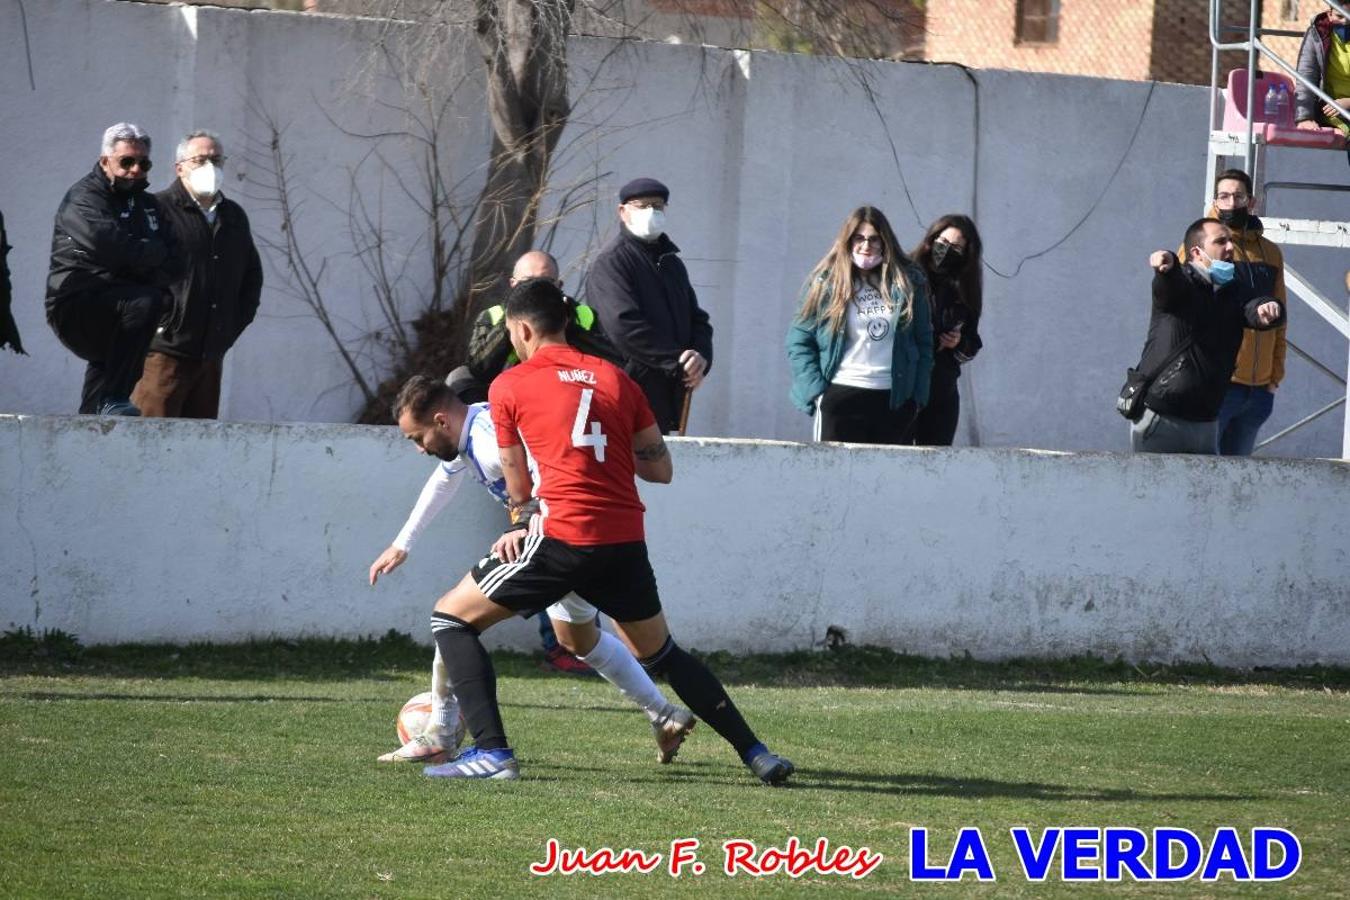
xmin=786 ymin=206 xmax=932 ymax=443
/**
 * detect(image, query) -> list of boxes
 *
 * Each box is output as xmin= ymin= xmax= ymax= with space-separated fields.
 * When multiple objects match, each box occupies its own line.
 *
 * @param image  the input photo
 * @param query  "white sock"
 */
xmin=578 ymin=629 xmax=671 ymax=723
xmin=429 ymin=646 xmax=459 ymax=733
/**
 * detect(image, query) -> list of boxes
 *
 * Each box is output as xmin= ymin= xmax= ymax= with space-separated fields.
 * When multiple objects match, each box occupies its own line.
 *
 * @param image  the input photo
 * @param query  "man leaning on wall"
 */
xmin=45 ymin=123 xmax=181 ymax=415
xmin=583 ymin=178 xmax=713 ymax=435
xmin=132 ymin=130 xmax=262 ymax=419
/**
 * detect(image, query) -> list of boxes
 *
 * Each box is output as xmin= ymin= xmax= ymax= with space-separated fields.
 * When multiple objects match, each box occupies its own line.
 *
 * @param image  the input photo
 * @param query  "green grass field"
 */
xmin=2 ymin=632 xmax=1347 ymax=897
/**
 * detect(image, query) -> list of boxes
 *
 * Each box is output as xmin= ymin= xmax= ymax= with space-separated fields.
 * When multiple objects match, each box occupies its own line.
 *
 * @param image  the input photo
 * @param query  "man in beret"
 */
xmin=582 ymin=177 xmax=713 ymax=434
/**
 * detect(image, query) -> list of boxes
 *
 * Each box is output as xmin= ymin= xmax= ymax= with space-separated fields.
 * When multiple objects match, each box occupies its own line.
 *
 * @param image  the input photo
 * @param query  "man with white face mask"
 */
xmin=132 ymin=130 xmax=262 ymax=418
xmin=584 ymin=177 xmax=713 ymax=434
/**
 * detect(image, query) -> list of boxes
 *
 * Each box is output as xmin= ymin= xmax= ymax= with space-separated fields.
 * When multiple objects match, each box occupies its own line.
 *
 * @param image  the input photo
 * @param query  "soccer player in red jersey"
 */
xmin=423 ymin=278 xmax=794 ymax=784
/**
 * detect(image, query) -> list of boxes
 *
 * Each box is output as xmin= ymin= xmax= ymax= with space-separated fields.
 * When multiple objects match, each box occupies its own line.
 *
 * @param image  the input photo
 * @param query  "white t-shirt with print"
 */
xmin=830 ymin=281 xmax=895 ymax=391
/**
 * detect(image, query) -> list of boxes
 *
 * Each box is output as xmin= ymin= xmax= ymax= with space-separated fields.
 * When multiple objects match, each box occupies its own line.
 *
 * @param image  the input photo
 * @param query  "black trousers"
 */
xmin=48 ymin=285 xmax=165 ymax=413
xmin=817 ymin=383 xmax=917 ymax=444
xmin=909 ymin=368 xmax=961 ymax=446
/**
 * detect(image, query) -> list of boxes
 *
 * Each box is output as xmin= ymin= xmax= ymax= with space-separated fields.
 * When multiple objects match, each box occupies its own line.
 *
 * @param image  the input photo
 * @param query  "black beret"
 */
xmin=619 ymin=177 xmax=669 ymax=204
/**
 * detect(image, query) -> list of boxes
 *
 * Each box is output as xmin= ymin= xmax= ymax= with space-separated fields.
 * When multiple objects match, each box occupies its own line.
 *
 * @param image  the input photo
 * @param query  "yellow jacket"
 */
xmin=1179 ymin=210 xmax=1287 ymax=386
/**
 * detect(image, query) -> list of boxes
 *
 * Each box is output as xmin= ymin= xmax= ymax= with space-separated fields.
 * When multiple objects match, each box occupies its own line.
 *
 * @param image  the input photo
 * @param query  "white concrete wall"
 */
xmin=1 ymin=0 xmax=490 ymax=423
xmin=3 ymin=414 xmax=1347 ymax=666
xmin=1 ymin=0 xmax=1346 ymax=456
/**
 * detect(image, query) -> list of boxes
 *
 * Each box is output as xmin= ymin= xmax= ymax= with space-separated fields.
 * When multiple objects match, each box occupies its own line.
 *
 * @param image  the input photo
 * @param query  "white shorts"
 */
xmin=546 ymin=592 xmax=598 ymax=624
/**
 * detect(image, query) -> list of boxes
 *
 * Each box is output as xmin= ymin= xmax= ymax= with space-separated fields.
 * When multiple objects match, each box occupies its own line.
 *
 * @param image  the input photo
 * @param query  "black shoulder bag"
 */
xmin=1116 ymin=333 xmax=1196 ymax=422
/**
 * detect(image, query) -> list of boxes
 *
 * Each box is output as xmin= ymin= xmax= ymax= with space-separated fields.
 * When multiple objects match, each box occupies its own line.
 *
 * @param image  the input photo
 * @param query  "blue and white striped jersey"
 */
xmin=447 ymin=402 xmax=509 ymax=506
xmin=392 ymin=402 xmax=515 ymax=551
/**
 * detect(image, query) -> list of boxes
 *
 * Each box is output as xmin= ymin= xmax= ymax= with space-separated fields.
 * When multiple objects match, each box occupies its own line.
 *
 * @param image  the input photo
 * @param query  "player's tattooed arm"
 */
xmin=633 ymin=424 xmax=673 ymax=484
xmin=498 ymin=443 xmax=536 ymax=564
xmin=634 ymin=440 xmax=668 ymax=461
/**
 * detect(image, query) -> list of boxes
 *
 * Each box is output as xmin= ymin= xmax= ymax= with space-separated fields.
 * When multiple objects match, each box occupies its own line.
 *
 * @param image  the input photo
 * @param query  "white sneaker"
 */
xmin=378 ymin=725 xmax=465 ymax=764
xmin=651 ymin=704 xmax=696 ymax=764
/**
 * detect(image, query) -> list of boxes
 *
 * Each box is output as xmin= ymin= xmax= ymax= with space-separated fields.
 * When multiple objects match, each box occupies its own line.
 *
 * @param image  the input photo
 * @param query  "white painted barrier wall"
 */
xmin=2 ymin=0 xmax=1346 ymax=456
xmin=3 ymin=414 xmax=1347 ymax=666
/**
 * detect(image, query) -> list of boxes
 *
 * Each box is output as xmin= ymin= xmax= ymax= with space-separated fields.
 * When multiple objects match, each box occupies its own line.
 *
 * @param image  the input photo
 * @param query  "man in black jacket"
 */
xmin=583 ymin=178 xmax=713 ymax=434
xmin=46 ymin=123 xmax=181 ymax=415
xmin=132 ymin=130 xmax=262 ymax=418
xmin=1131 ymin=218 xmax=1284 ymax=454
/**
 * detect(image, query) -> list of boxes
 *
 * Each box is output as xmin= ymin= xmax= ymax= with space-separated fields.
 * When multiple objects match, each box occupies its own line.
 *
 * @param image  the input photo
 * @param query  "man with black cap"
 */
xmin=583 ymin=177 xmax=713 ymax=434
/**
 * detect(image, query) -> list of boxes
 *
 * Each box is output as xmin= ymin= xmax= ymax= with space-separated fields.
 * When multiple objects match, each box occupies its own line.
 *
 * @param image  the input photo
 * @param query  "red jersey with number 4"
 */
xmin=489 ymin=343 xmax=657 ymax=545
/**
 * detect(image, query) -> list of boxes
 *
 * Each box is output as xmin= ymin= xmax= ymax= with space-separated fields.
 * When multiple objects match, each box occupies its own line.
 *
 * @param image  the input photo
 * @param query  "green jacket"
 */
xmin=785 ymin=268 xmax=933 ymax=415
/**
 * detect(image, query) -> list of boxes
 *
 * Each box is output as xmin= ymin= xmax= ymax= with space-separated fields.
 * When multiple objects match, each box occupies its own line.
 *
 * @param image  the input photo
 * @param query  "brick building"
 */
xmin=920 ymin=0 xmax=1316 ymax=86
xmin=126 ymin=0 xmax=1317 ymax=84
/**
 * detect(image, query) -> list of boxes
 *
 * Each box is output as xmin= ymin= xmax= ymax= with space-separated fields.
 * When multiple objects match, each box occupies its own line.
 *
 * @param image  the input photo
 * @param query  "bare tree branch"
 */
xmin=248 ymin=108 xmax=379 ymax=406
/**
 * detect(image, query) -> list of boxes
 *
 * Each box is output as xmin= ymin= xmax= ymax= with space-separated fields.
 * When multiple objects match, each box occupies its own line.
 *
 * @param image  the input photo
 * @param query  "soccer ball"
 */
xmin=395 ymin=692 xmax=467 ymax=750
xmin=396 ymin=691 xmax=435 ymax=745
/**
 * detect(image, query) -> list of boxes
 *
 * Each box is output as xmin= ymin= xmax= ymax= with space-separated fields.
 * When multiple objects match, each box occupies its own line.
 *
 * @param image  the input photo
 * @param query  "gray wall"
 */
xmin=3 ymin=414 xmax=1347 ymax=665
xmin=1 ymin=0 xmax=1345 ymax=455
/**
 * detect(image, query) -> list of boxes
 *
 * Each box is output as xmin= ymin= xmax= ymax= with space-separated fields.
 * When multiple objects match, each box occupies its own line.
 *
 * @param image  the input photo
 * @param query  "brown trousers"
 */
xmin=131 ymin=352 xmax=224 ymax=418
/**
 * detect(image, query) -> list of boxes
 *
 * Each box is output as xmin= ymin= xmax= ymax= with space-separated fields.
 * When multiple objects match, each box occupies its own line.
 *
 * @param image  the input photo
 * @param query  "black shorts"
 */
xmin=472 ymin=535 xmax=662 ymax=623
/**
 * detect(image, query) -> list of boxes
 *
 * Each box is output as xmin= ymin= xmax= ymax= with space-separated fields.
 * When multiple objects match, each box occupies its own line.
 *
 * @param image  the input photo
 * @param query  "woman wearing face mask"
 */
xmin=786 ymin=206 xmax=932 ymax=443
xmin=906 ymin=214 xmax=984 ymax=446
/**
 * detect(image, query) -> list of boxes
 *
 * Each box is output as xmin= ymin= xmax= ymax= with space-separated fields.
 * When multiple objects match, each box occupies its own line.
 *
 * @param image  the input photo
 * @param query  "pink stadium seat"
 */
xmin=1222 ymin=68 xmax=1347 ymax=149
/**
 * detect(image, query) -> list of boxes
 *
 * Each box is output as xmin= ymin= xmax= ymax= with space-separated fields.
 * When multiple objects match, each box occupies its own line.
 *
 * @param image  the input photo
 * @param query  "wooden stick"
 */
xmin=676 ymin=388 xmax=693 ymax=436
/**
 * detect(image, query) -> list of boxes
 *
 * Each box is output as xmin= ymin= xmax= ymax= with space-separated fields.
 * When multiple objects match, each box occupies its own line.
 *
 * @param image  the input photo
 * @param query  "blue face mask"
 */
xmin=1332 ymin=23 xmax=1349 ymax=43
xmin=1204 ymin=254 xmax=1236 ymax=285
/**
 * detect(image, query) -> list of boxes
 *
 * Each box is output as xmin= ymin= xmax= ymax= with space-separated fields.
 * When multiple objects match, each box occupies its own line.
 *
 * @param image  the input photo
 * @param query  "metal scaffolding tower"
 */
xmin=1206 ymin=0 xmax=1350 ymax=457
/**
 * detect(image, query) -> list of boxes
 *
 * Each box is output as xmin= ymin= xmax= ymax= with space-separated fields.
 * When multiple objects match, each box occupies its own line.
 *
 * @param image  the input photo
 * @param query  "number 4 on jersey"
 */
xmin=571 ymin=388 xmax=608 ymax=462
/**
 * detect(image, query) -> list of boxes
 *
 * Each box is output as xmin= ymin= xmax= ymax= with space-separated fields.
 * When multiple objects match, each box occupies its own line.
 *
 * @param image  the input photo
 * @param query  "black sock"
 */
xmin=431 ymin=612 xmax=508 ymax=752
xmin=642 ymin=637 xmax=758 ymax=757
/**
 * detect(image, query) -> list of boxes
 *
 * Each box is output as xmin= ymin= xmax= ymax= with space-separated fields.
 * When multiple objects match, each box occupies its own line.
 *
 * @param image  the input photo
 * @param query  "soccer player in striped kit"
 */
xmin=370 ymin=378 xmax=696 ymax=765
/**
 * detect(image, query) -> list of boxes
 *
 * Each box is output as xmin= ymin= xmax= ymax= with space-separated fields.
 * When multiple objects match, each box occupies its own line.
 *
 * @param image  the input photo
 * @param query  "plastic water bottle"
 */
xmin=1276 ymin=83 xmax=1291 ymax=124
xmin=1263 ymin=83 xmax=1280 ymax=122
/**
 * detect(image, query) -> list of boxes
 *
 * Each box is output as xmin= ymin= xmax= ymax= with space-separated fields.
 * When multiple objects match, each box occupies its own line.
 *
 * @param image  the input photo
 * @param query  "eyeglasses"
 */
xmin=625 ymin=199 xmax=665 ymax=211
xmin=850 ymin=234 xmax=883 ymax=247
xmin=180 ymin=154 xmax=226 ymax=168
xmin=116 ymin=156 xmax=152 ymax=172
xmin=1214 ymin=192 xmax=1249 ymax=204
xmin=934 ymin=239 xmax=966 ymax=256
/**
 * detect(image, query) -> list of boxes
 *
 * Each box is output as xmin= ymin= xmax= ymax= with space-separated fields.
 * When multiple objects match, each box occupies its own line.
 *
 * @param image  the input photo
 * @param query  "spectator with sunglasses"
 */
xmin=787 ymin=206 xmax=932 ymax=443
xmin=131 ymin=130 xmax=262 ymax=419
xmin=907 ymin=214 xmax=984 ymax=446
xmin=45 ymin=122 xmax=181 ymax=415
